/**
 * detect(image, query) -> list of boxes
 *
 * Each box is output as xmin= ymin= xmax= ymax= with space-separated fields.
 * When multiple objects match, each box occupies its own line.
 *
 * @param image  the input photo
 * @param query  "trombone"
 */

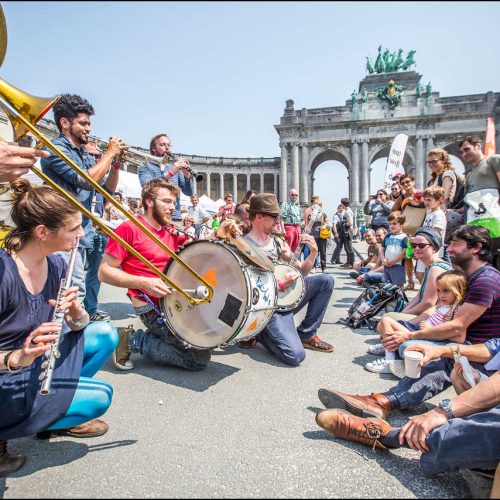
xmin=0 ymin=8 xmax=213 ymax=305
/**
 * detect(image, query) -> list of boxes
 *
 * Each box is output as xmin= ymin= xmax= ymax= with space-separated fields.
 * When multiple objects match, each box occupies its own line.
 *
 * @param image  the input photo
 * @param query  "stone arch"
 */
xmin=309 ymin=146 xmax=351 ymax=172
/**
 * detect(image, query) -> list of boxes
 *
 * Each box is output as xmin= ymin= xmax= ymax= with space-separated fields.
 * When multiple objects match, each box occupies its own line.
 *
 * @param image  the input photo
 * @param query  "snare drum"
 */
xmin=160 ymin=240 xmax=277 ymax=349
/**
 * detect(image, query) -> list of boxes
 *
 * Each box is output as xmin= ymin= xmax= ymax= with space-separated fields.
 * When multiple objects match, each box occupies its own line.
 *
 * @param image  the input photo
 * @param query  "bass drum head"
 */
xmin=160 ymin=240 xmax=250 ymax=349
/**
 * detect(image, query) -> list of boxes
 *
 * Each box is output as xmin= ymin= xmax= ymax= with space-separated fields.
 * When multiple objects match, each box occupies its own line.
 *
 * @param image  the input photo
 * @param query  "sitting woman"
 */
xmin=0 ymin=179 xmax=117 ymax=476
xmin=366 ymin=228 xmax=452 ymax=357
xmin=365 ymin=270 xmax=468 ymax=373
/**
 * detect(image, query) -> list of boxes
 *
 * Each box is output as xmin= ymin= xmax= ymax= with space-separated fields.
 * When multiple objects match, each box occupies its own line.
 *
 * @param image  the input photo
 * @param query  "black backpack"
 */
xmin=338 ymin=283 xmax=409 ymax=329
xmin=437 ymin=171 xmax=465 ymax=210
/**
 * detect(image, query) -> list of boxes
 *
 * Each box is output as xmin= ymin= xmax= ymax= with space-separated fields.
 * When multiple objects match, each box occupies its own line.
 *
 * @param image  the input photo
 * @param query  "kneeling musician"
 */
xmin=98 ymin=178 xmax=211 ymax=372
xmin=239 ymin=194 xmax=335 ymax=366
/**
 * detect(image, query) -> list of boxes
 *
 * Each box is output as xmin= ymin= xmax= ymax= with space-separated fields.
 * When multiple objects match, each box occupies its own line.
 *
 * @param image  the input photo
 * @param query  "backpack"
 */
xmin=437 ymin=171 xmax=465 ymax=210
xmin=338 ymin=283 xmax=409 ymax=329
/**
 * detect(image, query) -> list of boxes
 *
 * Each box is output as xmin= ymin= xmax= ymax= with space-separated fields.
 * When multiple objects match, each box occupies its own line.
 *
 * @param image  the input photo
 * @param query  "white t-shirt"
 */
xmin=423 ymin=209 xmax=447 ymax=253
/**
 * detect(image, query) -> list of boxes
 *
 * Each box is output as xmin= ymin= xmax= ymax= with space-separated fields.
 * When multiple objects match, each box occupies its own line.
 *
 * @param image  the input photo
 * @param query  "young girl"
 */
xmin=366 ymin=270 xmax=468 ymax=373
xmin=183 ymin=215 xmax=197 ymax=239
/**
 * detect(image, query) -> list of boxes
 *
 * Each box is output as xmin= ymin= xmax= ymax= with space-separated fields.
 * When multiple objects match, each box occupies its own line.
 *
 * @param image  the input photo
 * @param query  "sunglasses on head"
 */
xmin=411 ymin=242 xmax=432 ymax=249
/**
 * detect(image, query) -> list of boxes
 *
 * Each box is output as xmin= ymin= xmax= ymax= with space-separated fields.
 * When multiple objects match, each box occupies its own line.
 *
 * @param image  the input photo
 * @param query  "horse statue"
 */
xmin=402 ymin=49 xmax=417 ymax=70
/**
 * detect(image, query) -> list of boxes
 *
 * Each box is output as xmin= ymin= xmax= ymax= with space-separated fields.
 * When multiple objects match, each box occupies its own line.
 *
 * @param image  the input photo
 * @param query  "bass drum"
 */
xmin=160 ymin=240 xmax=277 ymax=349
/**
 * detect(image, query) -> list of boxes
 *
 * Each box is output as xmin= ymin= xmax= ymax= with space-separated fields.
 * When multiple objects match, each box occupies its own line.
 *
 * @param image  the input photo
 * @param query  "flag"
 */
xmin=484 ymin=117 xmax=496 ymax=157
xmin=384 ymin=133 xmax=408 ymax=191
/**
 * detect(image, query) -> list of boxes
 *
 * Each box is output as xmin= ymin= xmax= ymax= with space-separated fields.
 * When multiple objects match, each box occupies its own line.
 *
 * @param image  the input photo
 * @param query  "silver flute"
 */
xmin=39 ymin=239 xmax=80 ymax=396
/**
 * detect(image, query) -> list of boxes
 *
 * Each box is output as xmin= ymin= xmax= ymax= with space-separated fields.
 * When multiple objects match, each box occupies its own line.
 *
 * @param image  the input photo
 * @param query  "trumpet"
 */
xmin=168 ymin=152 xmax=204 ymax=182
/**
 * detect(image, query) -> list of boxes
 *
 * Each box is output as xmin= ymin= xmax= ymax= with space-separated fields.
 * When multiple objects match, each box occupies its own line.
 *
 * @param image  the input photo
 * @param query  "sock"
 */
xmin=385 ymin=350 xmax=396 ymax=361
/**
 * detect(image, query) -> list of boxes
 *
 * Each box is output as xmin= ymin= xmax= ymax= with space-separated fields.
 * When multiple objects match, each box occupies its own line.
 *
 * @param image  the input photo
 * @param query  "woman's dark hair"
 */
xmin=3 ymin=179 xmax=80 ymax=253
xmin=239 ymin=189 xmax=257 ymax=205
xmin=451 ymin=225 xmax=492 ymax=262
xmin=341 ymin=197 xmax=350 ymax=207
xmin=53 ymin=94 xmax=95 ymax=133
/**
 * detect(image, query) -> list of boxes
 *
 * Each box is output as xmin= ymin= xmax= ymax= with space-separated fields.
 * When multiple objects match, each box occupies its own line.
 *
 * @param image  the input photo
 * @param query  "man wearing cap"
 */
xmin=242 ymin=193 xmax=335 ymax=365
xmin=315 ymin=225 xmax=500 ymax=454
xmin=279 ymin=189 xmax=302 ymax=253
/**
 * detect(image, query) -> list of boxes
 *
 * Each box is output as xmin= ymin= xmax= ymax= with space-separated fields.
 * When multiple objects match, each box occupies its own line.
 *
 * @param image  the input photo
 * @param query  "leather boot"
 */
xmin=318 ymin=388 xmax=392 ymax=420
xmin=0 ymin=440 xmax=26 ymax=477
xmin=316 ymin=409 xmax=394 ymax=450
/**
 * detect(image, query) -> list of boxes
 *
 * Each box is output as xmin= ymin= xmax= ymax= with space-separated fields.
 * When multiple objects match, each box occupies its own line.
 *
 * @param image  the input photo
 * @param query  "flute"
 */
xmin=39 ymin=239 xmax=80 ymax=396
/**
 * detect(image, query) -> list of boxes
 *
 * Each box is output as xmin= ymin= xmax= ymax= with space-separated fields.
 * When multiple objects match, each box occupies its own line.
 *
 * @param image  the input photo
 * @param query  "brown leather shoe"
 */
xmin=301 ymin=335 xmax=334 ymax=353
xmin=37 ymin=419 xmax=109 ymax=439
xmin=316 ymin=409 xmax=394 ymax=450
xmin=317 ymin=388 xmax=391 ymax=420
xmin=0 ymin=440 xmax=26 ymax=477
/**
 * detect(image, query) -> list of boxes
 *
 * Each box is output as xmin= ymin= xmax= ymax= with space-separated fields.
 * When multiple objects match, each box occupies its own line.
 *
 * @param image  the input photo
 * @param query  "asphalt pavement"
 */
xmin=2 ymin=241 xmax=472 ymax=498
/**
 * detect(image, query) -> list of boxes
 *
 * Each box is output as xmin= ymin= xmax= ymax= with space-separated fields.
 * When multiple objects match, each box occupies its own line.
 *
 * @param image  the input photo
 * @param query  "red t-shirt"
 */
xmin=104 ymin=216 xmax=187 ymax=304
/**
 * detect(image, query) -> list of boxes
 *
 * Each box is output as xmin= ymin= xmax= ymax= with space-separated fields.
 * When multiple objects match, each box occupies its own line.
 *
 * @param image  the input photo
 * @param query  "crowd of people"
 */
xmin=0 ymin=92 xmax=498 ymax=492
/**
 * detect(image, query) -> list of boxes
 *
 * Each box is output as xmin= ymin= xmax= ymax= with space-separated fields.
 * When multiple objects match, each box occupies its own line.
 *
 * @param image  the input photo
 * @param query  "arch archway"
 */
xmin=312 ymin=160 xmax=349 ymax=219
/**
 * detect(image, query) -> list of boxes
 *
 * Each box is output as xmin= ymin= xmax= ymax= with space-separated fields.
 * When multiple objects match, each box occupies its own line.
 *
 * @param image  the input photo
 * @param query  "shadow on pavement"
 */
xmin=103 ymin=358 xmax=240 ymax=393
xmin=213 ymin=343 xmax=298 ymax=368
xmin=99 ymin=302 xmax=137 ymax=321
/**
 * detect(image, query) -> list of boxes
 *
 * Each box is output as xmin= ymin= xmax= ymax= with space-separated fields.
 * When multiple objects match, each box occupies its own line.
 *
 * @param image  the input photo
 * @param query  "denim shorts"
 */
xmin=383 ymin=264 xmax=406 ymax=286
xmin=397 ymin=320 xmax=421 ymax=332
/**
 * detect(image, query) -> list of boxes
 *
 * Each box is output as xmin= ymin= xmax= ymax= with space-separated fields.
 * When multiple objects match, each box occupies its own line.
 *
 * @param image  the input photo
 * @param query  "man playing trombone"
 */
xmin=41 ymin=94 xmax=127 ymax=307
xmin=138 ymin=133 xmax=193 ymax=225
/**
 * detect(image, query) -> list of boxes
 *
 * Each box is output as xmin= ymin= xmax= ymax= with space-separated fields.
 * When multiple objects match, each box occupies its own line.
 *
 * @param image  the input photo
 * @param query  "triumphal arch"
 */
xmin=274 ymin=48 xmax=500 ymax=206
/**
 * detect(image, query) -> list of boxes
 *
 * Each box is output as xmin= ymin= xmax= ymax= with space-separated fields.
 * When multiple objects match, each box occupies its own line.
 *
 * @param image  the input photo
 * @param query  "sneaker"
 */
xmin=301 ymin=335 xmax=334 ymax=353
xmin=349 ymin=271 xmax=360 ymax=279
xmin=341 ymin=263 xmax=353 ymax=269
xmin=37 ymin=419 xmax=109 ymax=439
xmin=238 ymin=337 xmax=257 ymax=349
xmin=367 ymin=343 xmax=385 ymax=356
xmin=365 ymin=358 xmax=393 ymax=374
xmin=113 ymin=325 xmax=135 ymax=371
xmin=89 ymin=310 xmax=111 ymax=322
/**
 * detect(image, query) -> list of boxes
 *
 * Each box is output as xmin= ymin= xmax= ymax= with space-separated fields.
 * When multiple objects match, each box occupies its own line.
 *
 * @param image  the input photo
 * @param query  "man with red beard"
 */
xmin=98 ymin=179 xmax=211 ymax=372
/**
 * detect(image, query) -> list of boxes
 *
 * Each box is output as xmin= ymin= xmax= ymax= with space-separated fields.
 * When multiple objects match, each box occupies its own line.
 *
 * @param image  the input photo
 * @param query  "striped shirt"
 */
xmin=424 ymin=305 xmax=457 ymax=327
xmin=464 ymin=265 xmax=500 ymax=344
xmin=280 ymin=200 xmax=302 ymax=225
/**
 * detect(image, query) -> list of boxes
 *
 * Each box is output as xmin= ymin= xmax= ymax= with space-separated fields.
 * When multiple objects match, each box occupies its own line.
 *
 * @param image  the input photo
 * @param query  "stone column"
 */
xmin=220 ymin=173 xmax=224 ymax=200
xmin=206 ymin=172 xmax=211 ymax=198
xmin=425 ymin=136 xmax=435 ymax=186
xmin=246 ymin=173 xmax=251 ymax=191
xmin=291 ymin=143 xmax=300 ymax=192
xmin=280 ymin=143 xmax=288 ymax=203
xmin=260 ymin=173 xmax=264 ymax=193
xmin=350 ymin=140 xmax=360 ymax=205
xmin=273 ymin=172 xmax=278 ymax=196
xmin=300 ymin=143 xmax=309 ymax=204
xmin=233 ymin=173 xmax=238 ymax=200
xmin=415 ymin=137 xmax=425 ymax=190
xmin=360 ymin=140 xmax=369 ymax=202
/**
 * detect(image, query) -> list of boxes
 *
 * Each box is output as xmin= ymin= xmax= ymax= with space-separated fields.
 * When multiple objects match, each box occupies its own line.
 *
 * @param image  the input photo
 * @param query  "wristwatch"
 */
xmin=438 ymin=399 xmax=456 ymax=420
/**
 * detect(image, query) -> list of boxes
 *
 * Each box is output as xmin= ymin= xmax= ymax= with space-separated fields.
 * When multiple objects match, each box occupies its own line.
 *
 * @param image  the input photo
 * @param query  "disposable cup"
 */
xmin=404 ymin=350 xmax=424 ymax=378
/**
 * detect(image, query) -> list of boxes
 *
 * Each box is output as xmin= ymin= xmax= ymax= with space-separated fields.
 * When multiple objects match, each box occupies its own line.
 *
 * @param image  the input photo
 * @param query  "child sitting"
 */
xmin=183 ymin=215 xmax=197 ymax=239
xmin=365 ymin=270 xmax=468 ymax=373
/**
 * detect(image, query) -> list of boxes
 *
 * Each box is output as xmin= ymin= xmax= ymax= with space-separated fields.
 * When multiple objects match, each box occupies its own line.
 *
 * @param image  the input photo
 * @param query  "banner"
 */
xmin=484 ymin=117 xmax=496 ymax=157
xmin=383 ymin=133 xmax=408 ymax=191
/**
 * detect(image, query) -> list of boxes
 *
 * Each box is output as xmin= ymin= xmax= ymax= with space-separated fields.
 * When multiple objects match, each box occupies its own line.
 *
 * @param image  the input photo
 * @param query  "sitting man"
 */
xmin=241 ymin=194 xmax=335 ymax=365
xmin=355 ymin=227 xmax=388 ymax=287
xmin=98 ymin=179 xmax=211 ymax=372
xmin=349 ymin=229 xmax=380 ymax=280
xmin=316 ymin=225 xmax=499 ymax=434
xmin=316 ymin=340 xmax=500 ymax=476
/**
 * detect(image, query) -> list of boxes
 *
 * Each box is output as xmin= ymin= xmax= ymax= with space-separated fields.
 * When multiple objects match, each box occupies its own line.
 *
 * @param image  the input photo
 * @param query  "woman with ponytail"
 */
xmin=0 ymin=180 xmax=117 ymax=477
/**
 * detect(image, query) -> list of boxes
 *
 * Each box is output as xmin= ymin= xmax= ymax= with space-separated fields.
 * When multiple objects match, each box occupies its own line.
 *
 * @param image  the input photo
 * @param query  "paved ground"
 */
xmin=2 ymin=242 xmax=473 ymax=498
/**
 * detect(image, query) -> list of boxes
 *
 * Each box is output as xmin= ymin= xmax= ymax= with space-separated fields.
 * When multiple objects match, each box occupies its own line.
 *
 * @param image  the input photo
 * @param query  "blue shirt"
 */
xmin=137 ymin=161 xmax=193 ymax=221
xmin=40 ymin=134 xmax=98 ymax=249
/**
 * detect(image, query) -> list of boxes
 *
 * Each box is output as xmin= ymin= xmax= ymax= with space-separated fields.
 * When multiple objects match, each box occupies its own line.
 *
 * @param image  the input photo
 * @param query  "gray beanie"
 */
xmin=414 ymin=227 xmax=442 ymax=251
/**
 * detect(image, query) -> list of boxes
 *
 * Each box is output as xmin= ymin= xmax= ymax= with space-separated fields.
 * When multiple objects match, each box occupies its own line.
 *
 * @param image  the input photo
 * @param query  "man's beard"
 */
xmin=450 ymin=252 xmax=471 ymax=270
xmin=152 ymin=202 xmax=171 ymax=227
xmin=69 ymin=126 xmax=88 ymax=145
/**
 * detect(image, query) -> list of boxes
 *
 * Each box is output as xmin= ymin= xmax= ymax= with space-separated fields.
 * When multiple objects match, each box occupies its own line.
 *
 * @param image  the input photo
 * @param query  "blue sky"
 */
xmin=2 ymin=1 xmax=499 ymax=215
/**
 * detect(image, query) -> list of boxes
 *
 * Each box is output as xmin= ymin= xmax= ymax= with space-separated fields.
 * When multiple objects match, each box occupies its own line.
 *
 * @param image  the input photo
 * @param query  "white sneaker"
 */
xmin=365 ymin=358 xmax=393 ymax=374
xmin=367 ymin=343 xmax=385 ymax=356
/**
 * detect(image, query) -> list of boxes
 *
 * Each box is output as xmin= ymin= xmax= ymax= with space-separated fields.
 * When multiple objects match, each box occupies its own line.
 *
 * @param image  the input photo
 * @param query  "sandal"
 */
xmin=404 ymin=282 xmax=415 ymax=291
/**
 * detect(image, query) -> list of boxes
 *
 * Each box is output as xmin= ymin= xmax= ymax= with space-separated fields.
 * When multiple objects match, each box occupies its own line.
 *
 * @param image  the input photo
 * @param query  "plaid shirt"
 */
xmin=280 ymin=200 xmax=302 ymax=225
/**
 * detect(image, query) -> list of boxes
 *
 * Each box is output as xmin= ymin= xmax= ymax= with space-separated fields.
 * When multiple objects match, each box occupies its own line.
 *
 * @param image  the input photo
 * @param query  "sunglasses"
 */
xmin=411 ymin=242 xmax=432 ymax=249
xmin=400 ymin=180 xmax=412 ymax=186
xmin=426 ymin=159 xmax=442 ymax=165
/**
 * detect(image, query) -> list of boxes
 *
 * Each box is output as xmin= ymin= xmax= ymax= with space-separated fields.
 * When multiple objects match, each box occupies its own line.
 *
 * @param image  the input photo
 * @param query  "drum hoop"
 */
xmin=275 ymin=261 xmax=306 ymax=311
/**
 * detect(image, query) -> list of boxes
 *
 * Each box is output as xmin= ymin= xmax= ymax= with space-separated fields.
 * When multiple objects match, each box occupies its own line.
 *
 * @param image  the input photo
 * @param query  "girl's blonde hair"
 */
xmin=436 ymin=270 xmax=468 ymax=319
xmin=183 ymin=215 xmax=195 ymax=225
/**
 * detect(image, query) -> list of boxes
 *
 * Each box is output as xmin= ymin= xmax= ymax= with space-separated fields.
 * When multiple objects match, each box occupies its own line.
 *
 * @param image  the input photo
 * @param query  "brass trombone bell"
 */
xmin=0 ymin=5 xmax=6 ymax=68
xmin=0 ymin=77 xmax=59 ymax=141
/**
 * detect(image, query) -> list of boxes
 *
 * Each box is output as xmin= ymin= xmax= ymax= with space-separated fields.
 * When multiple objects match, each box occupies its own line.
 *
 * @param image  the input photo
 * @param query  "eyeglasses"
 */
xmin=155 ymin=198 xmax=175 ymax=205
xmin=410 ymin=242 xmax=432 ymax=249
xmin=400 ymin=180 xmax=412 ymax=186
xmin=391 ymin=187 xmax=399 ymax=191
xmin=290 ymin=194 xmax=298 ymax=197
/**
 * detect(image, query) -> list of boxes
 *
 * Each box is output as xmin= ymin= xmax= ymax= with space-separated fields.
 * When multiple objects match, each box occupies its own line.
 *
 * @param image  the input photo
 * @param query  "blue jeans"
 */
xmin=49 ymin=322 xmax=117 ymax=430
xmin=84 ymin=232 xmax=108 ymax=315
xmin=387 ymin=357 xmax=494 ymax=410
xmin=331 ymin=237 xmax=342 ymax=262
xmin=129 ymin=307 xmax=211 ymax=371
xmin=258 ymin=273 xmax=335 ymax=366
xmin=362 ymin=271 xmax=385 ymax=285
xmin=420 ymin=405 xmax=500 ymax=474
xmin=56 ymin=246 xmax=87 ymax=303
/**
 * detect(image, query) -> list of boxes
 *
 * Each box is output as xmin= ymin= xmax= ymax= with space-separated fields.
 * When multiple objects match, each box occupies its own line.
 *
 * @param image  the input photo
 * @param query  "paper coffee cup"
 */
xmin=404 ymin=350 xmax=424 ymax=378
